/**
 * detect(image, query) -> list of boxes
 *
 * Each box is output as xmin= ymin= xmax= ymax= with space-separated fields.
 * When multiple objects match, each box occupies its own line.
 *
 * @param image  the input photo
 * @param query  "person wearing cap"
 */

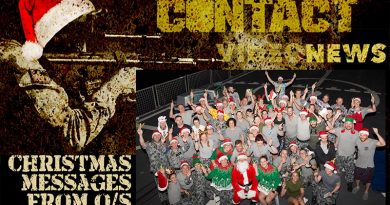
xmin=236 ymin=111 xmax=250 ymax=134
xmin=284 ymin=106 xmax=299 ymax=149
xmin=347 ymin=94 xmax=376 ymax=131
xmin=176 ymin=160 xmax=194 ymax=203
xmin=170 ymin=101 xmax=193 ymax=126
xmin=157 ymin=116 xmax=169 ymax=139
xmin=232 ymin=153 xmax=259 ymax=204
xmin=328 ymin=116 xmax=359 ymax=192
xmin=191 ymin=154 xmax=213 ymax=205
xmin=313 ymin=161 xmax=341 ymax=205
xmin=204 ymin=154 xmax=234 ymax=204
xmin=262 ymin=117 xmax=283 ymax=151
xmin=296 ymin=108 xmax=310 ymax=149
xmin=352 ymin=128 xmax=385 ymax=200
xmin=308 ymin=115 xmax=326 ymax=150
xmin=247 ymin=134 xmax=278 ymax=163
xmin=224 ymin=118 xmax=245 ymax=144
xmin=314 ymin=131 xmax=336 ymax=171
xmin=265 ymin=71 xmax=296 ymax=99
xmin=255 ymin=155 xmax=282 ymax=205
xmin=167 ymin=136 xmax=190 ymax=170
xmin=209 ymin=138 xmax=234 ymax=170
xmin=138 ymin=128 xmax=170 ymax=203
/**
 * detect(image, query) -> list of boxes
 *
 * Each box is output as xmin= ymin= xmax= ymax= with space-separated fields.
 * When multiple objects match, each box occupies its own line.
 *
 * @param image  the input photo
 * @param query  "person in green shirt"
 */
xmin=280 ymin=171 xmax=305 ymax=205
xmin=255 ymin=155 xmax=281 ymax=205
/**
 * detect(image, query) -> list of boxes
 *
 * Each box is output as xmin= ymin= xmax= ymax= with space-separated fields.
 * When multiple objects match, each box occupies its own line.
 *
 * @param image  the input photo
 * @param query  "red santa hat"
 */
xmin=170 ymin=137 xmax=179 ymax=144
xmin=218 ymin=155 xmax=228 ymax=163
xmin=180 ymin=160 xmax=190 ymax=168
xmin=257 ymin=94 xmax=265 ymax=100
xmin=249 ymin=125 xmax=259 ymax=133
xmin=264 ymin=117 xmax=273 ymax=124
xmin=155 ymin=170 xmax=168 ymax=191
xmin=289 ymin=141 xmax=298 ymax=148
xmin=217 ymin=110 xmax=224 ymax=116
xmin=195 ymin=105 xmax=202 ymax=112
xmin=18 ymin=0 xmax=95 ymax=61
xmin=359 ymin=128 xmax=369 ymax=136
xmin=319 ymin=131 xmax=328 ymax=139
xmin=324 ymin=161 xmax=337 ymax=173
xmin=220 ymin=138 xmax=233 ymax=147
xmin=299 ymin=108 xmax=308 ymax=116
xmin=152 ymin=130 xmax=162 ymax=137
xmin=269 ymin=90 xmax=277 ymax=100
xmin=216 ymin=100 xmax=223 ymax=107
xmin=237 ymin=153 xmax=248 ymax=161
xmin=180 ymin=127 xmax=191 ymax=135
xmin=228 ymin=97 xmax=235 ymax=105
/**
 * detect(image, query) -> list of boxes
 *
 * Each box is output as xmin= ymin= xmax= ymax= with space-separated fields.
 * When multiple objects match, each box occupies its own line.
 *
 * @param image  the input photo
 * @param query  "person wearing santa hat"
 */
xmin=138 ymin=128 xmax=170 ymax=203
xmin=155 ymin=167 xmax=183 ymax=205
xmin=308 ymin=115 xmax=326 ymax=151
xmin=347 ymin=94 xmax=376 ymax=131
xmin=18 ymin=0 xmax=95 ymax=61
xmin=255 ymin=155 xmax=282 ymax=205
xmin=296 ymin=108 xmax=310 ymax=149
xmin=313 ymin=161 xmax=341 ymax=205
xmin=192 ymin=105 xmax=209 ymax=126
xmin=204 ymin=155 xmax=234 ymax=205
xmin=314 ymin=131 xmax=336 ymax=171
xmin=170 ymin=101 xmax=193 ymax=126
xmin=191 ymin=154 xmax=213 ymax=205
xmin=328 ymin=116 xmax=359 ymax=192
xmin=209 ymin=138 xmax=233 ymax=170
xmin=265 ymin=71 xmax=296 ymax=99
xmin=284 ymin=106 xmax=299 ymax=149
xmin=171 ymin=115 xmax=192 ymax=138
xmin=352 ymin=128 xmax=385 ymax=200
xmin=225 ymin=97 xmax=238 ymax=118
xmin=230 ymin=140 xmax=248 ymax=165
xmin=166 ymin=136 xmax=190 ymax=170
xmin=176 ymin=127 xmax=196 ymax=164
xmin=262 ymin=117 xmax=283 ymax=151
xmin=176 ymin=160 xmax=195 ymax=203
xmin=232 ymin=153 xmax=259 ymax=204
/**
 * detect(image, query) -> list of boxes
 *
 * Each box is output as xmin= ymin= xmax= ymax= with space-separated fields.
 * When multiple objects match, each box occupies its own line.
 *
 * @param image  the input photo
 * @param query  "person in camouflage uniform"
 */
xmin=313 ymin=161 xmax=341 ymax=205
xmin=167 ymin=137 xmax=190 ymax=170
xmin=190 ymin=155 xmax=213 ymax=205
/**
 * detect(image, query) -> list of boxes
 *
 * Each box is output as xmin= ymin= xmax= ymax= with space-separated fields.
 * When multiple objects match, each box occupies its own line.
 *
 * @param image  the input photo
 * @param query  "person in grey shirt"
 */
xmin=265 ymin=71 xmax=296 ymax=99
xmin=262 ymin=117 xmax=283 ymax=149
xmin=284 ymin=106 xmax=298 ymax=148
xmin=313 ymin=161 xmax=341 ymax=205
xmin=236 ymin=111 xmax=250 ymax=133
xmin=230 ymin=139 xmax=247 ymax=164
xmin=176 ymin=161 xmax=194 ymax=204
xmin=273 ymin=149 xmax=292 ymax=179
xmin=224 ymin=118 xmax=244 ymax=143
xmin=352 ymin=128 xmax=386 ymax=200
xmin=247 ymin=134 xmax=278 ymax=163
xmin=206 ymin=123 xmax=222 ymax=149
xmin=170 ymin=101 xmax=193 ymax=126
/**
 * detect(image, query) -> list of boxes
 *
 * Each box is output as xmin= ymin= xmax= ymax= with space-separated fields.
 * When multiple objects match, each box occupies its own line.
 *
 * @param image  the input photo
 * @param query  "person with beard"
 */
xmin=138 ymin=128 xmax=170 ymax=203
xmin=280 ymin=172 xmax=305 ymax=205
xmin=328 ymin=116 xmax=359 ymax=192
xmin=352 ymin=128 xmax=385 ymax=200
xmin=167 ymin=136 xmax=190 ymax=170
xmin=262 ymin=117 xmax=283 ymax=151
xmin=265 ymin=71 xmax=296 ymax=99
xmin=158 ymin=116 xmax=170 ymax=140
xmin=232 ymin=153 xmax=259 ymax=204
xmin=155 ymin=167 xmax=182 ymax=205
xmin=347 ymin=95 xmax=376 ymax=131
xmin=224 ymin=86 xmax=241 ymax=105
xmin=204 ymin=155 xmax=234 ymax=204
xmin=255 ymin=155 xmax=282 ymax=205
xmin=314 ymin=131 xmax=336 ymax=170
xmin=290 ymin=88 xmax=309 ymax=116
xmin=231 ymin=140 xmax=248 ymax=165
xmin=313 ymin=161 xmax=341 ymax=205
xmin=308 ymin=115 xmax=326 ymax=151
xmin=209 ymin=138 xmax=234 ymax=170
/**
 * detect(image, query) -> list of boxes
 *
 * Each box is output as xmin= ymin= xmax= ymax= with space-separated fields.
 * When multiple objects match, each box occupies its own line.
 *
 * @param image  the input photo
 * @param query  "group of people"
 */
xmin=137 ymin=72 xmax=385 ymax=205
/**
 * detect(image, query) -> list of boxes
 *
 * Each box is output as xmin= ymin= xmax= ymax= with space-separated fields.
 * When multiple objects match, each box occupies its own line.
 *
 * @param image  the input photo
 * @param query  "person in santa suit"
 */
xmin=255 ymin=155 xmax=282 ymax=205
xmin=203 ymin=155 xmax=233 ymax=204
xmin=209 ymin=138 xmax=234 ymax=170
xmin=232 ymin=153 xmax=259 ymax=204
xmin=347 ymin=95 xmax=376 ymax=131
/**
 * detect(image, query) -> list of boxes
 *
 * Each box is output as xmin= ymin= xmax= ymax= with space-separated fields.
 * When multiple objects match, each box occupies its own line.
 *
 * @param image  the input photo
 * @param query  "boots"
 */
xmin=347 ymin=182 xmax=353 ymax=192
xmin=312 ymin=195 xmax=317 ymax=204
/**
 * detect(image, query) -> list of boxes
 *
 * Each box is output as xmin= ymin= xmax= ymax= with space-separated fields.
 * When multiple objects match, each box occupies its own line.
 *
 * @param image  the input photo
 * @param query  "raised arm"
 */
xmin=264 ymin=83 xmax=270 ymax=102
xmin=137 ymin=124 xmax=147 ymax=149
xmin=169 ymin=100 xmax=175 ymax=119
xmin=265 ymin=71 xmax=275 ymax=84
xmin=372 ymin=128 xmax=386 ymax=147
xmin=285 ymin=73 xmax=297 ymax=86
xmin=367 ymin=93 xmax=377 ymax=113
